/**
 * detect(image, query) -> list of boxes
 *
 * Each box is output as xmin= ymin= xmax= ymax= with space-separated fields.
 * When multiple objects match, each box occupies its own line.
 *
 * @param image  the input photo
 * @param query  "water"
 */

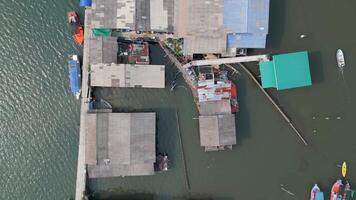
xmin=1 ymin=0 xmax=356 ymax=199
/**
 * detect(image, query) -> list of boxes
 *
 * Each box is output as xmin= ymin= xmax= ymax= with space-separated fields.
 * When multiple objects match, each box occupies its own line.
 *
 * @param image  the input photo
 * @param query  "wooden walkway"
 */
xmin=182 ymin=54 xmax=269 ymax=69
xmin=158 ymin=41 xmax=198 ymax=99
xmin=75 ymin=8 xmax=92 ymax=200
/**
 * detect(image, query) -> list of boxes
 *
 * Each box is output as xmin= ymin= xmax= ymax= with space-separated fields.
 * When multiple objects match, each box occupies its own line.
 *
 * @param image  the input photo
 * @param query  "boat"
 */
xmin=231 ymin=82 xmax=239 ymax=113
xmin=67 ymin=11 xmax=84 ymax=46
xmin=330 ymin=180 xmax=355 ymax=200
xmin=337 ymin=49 xmax=345 ymax=68
xmin=68 ymin=55 xmax=81 ymax=99
xmin=342 ymin=162 xmax=347 ymax=178
xmin=310 ymin=184 xmax=324 ymax=200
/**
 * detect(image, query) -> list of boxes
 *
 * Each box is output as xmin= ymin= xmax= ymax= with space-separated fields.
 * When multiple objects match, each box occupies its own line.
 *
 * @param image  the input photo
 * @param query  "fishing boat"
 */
xmin=330 ymin=180 xmax=355 ymax=200
xmin=310 ymin=184 xmax=324 ymax=200
xmin=337 ymin=49 xmax=345 ymax=68
xmin=68 ymin=55 xmax=81 ymax=99
xmin=231 ymin=82 xmax=239 ymax=113
xmin=67 ymin=11 xmax=84 ymax=46
xmin=342 ymin=161 xmax=347 ymax=178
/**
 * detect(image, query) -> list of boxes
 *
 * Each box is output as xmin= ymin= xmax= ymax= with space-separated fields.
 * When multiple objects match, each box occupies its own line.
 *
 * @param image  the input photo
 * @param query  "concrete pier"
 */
xmin=182 ymin=54 xmax=270 ymax=69
xmin=75 ymin=8 xmax=92 ymax=200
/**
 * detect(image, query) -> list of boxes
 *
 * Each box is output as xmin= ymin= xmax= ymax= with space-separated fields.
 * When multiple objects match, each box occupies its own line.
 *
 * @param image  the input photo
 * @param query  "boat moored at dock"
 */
xmin=68 ymin=55 xmax=81 ymax=99
xmin=330 ymin=179 xmax=355 ymax=200
xmin=67 ymin=11 xmax=84 ymax=46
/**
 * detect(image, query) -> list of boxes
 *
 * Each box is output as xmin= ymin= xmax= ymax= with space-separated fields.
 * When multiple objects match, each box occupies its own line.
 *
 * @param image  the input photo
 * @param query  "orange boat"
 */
xmin=67 ymin=11 xmax=84 ymax=46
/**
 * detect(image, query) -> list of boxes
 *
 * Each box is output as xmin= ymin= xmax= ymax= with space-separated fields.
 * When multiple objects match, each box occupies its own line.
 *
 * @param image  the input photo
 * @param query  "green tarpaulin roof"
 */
xmin=259 ymin=51 xmax=312 ymax=90
xmin=92 ymin=28 xmax=112 ymax=37
xmin=260 ymin=61 xmax=276 ymax=88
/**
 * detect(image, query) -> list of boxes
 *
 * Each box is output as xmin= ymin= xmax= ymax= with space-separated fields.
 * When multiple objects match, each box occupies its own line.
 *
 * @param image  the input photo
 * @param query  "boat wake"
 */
xmin=339 ymin=68 xmax=351 ymax=103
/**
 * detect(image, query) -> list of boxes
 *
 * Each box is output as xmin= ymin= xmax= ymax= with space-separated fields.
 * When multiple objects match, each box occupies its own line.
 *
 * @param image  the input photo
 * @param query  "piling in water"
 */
xmin=175 ymin=111 xmax=191 ymax=191
xmin=236 ymin=63 xmax=308 ymax=146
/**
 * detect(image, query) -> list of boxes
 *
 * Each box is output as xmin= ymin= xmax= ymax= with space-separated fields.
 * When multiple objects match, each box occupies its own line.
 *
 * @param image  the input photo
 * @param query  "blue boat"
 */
xmin=68 ymin=55 xmax=81 ymax=99
xmin=310 ymin=184 xmax=324 ymax=200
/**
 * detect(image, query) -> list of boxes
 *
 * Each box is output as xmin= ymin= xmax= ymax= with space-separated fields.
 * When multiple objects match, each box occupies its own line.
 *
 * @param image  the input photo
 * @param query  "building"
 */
xmin=196 ymin=66 xmax=238 ymax=151
xmin=86 ymin=112 xmax=156 ymax=178
xmin=90 ymin=63 xmax=165 ymax=88
xmin=90 ymin=0 xmax=174 ymax=32
xmin=259 ymin=51 xmax=312 ymax=90
xmin=199 ymin=114 xmax=237 ymax=151
xmin=89 ymin=36 xmax=118 ymax=64
xmin=174 ymin=0 xmax=270 ymax=55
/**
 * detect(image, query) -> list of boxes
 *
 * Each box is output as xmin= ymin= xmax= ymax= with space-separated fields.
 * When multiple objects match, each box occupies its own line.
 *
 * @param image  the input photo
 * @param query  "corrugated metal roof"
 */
xmin=91 ymin=0 xmax=174 ymax=32
xmin=225 ymin=0 xmax=270 ymax=49
xmin=89 ymin=36 xmax=118 ymax=65
xmin=90 ymin=63 xmax=165 ymax=88
xmin=199 ymin=114 xmax=236 ymax=147
xmin=259 ymin=51 xmax=312 ymax=90
xmin=87 ymin=112 xmax=156 ymax=178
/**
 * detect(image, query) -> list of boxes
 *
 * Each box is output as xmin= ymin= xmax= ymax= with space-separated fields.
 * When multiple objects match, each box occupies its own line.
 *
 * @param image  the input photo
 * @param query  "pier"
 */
xmin=182 ymin=54 xmax=270 ymax=69
xmin=75 ymin=8 xmax=91 ymax=200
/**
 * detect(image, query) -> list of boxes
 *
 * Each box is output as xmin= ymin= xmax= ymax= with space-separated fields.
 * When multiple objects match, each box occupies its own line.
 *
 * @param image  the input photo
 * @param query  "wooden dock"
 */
xmin=75 ymin=8 xmax=92 ymax=200
xmin=158 ymin=41 xmax=198 ymax=99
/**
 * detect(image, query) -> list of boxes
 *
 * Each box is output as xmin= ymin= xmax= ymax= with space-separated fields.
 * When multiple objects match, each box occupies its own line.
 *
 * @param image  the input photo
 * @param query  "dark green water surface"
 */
xmin=1 ymin=0 xmax=356 ymax=199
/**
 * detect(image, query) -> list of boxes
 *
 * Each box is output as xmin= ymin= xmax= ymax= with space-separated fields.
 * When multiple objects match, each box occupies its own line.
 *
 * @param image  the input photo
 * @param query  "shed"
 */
xmin=90 ymin=0 xmax=174 ymax=32
xmin=86 ymin=112 xmax=156 ymax=178
xmin=259 ymin=51 xmax=312 ymax=90
xmin=89 ymin=36 xmax=118 ymax=65
xmin=199 ymin=114 xmax=236 ymax=151
xmin=90 ymin=63 xmax=165 ymax=88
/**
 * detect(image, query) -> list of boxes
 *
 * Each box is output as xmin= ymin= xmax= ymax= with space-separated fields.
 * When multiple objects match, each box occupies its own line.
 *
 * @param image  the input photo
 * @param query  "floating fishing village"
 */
xmin=64 ymin=0 xmax=355 ymax=200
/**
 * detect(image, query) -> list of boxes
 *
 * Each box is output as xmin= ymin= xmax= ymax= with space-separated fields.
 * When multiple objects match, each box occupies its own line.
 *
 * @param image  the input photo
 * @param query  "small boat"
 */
xmin=330 ymin=180 xmax=355 ymax=200
xmin=68 ymin=55 xmax=81 ymax=99
xmin=310 ymin=184 xmax=324 ymax=200
xmin=337 ymin=49 xmax=345 ymax=68
xmin=342 ymin=161 xmax=347 ymax=178
xmin=67 ymin=11 xmax=84 ymax=46
xmin=231 ymin=82 xmax=239 ymax=113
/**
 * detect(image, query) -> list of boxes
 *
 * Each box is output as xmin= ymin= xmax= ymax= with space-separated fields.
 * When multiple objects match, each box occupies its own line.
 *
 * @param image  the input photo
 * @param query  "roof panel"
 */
xmin=273 ymin=51 xmax=312 ymax=90
xmin=259 ymin=61 xmax=277 ymax=88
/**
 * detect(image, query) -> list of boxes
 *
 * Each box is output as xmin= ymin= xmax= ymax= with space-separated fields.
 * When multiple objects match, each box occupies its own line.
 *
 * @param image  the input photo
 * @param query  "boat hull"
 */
xmin=68 ymin=55 xmax=82 ymax=99
xmin=67 ymin=11 xmax=84 ymax=46
xmin=336 ymin=49 xmax=345 ymax=68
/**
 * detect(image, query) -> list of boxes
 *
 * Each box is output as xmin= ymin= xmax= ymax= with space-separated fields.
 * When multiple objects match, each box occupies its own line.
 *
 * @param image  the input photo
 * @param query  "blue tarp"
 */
xmin=80 ymin=0 xmax=92 ymax=7
xmin=69 ymin=60 xmax=81 ymax=94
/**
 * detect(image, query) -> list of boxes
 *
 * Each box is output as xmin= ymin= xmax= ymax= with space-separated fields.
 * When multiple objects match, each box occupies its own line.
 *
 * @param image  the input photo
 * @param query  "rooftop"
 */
xmin=86 ymin=112 xmax=156 ymax=178
xmin=90 ymin=0 xmax=174 ymax=32
xmin=174 ymin=0 xmax=270 ymax=55
xmin=199 ymin=114 xmax=237 ymax=151
xmin=259 ymin=51 xmax=312 ymax=90
xmin=90 ymin=63 xmax=165 ymax=88
xmin=89 ymin=36 xmax=118 ymax=64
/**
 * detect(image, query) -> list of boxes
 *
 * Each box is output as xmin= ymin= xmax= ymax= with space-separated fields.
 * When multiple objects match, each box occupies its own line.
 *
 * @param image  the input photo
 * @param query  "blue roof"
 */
xmin=227 ymin=33 xmax=267 ymax=48
xmin=223 ymin=0 xmax=248 ymax=33
xmin=224 ymin=0 xmax=270 ymax=49
xmin=69 ymin=60 xmax=81 ymax=94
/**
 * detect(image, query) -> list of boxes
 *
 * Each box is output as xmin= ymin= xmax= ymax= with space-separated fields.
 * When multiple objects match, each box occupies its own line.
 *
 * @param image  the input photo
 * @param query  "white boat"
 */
xmin=337 ymin=49 xmax=345 ymax=68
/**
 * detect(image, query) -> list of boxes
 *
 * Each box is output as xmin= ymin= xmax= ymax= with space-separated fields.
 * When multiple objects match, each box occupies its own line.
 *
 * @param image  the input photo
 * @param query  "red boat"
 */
xmin=330 ymin=180 xmax=355 ymax=200
xmin=231 ymin=82 xmax=239 ymax=113
xmin=67 ymin=11 xmax=84 ymax=46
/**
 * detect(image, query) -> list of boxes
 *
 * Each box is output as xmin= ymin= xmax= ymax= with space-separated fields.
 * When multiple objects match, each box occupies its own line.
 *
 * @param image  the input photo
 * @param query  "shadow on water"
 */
xmin=308 ymin=51 xmax=324 ymax=84
xmin=266 ymin=0 xmax=286 ymax=48
xmin=88 ymin=191 xmax=232 ymax=200
xmin=233 ymin=78 xmax=251 ymax=145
